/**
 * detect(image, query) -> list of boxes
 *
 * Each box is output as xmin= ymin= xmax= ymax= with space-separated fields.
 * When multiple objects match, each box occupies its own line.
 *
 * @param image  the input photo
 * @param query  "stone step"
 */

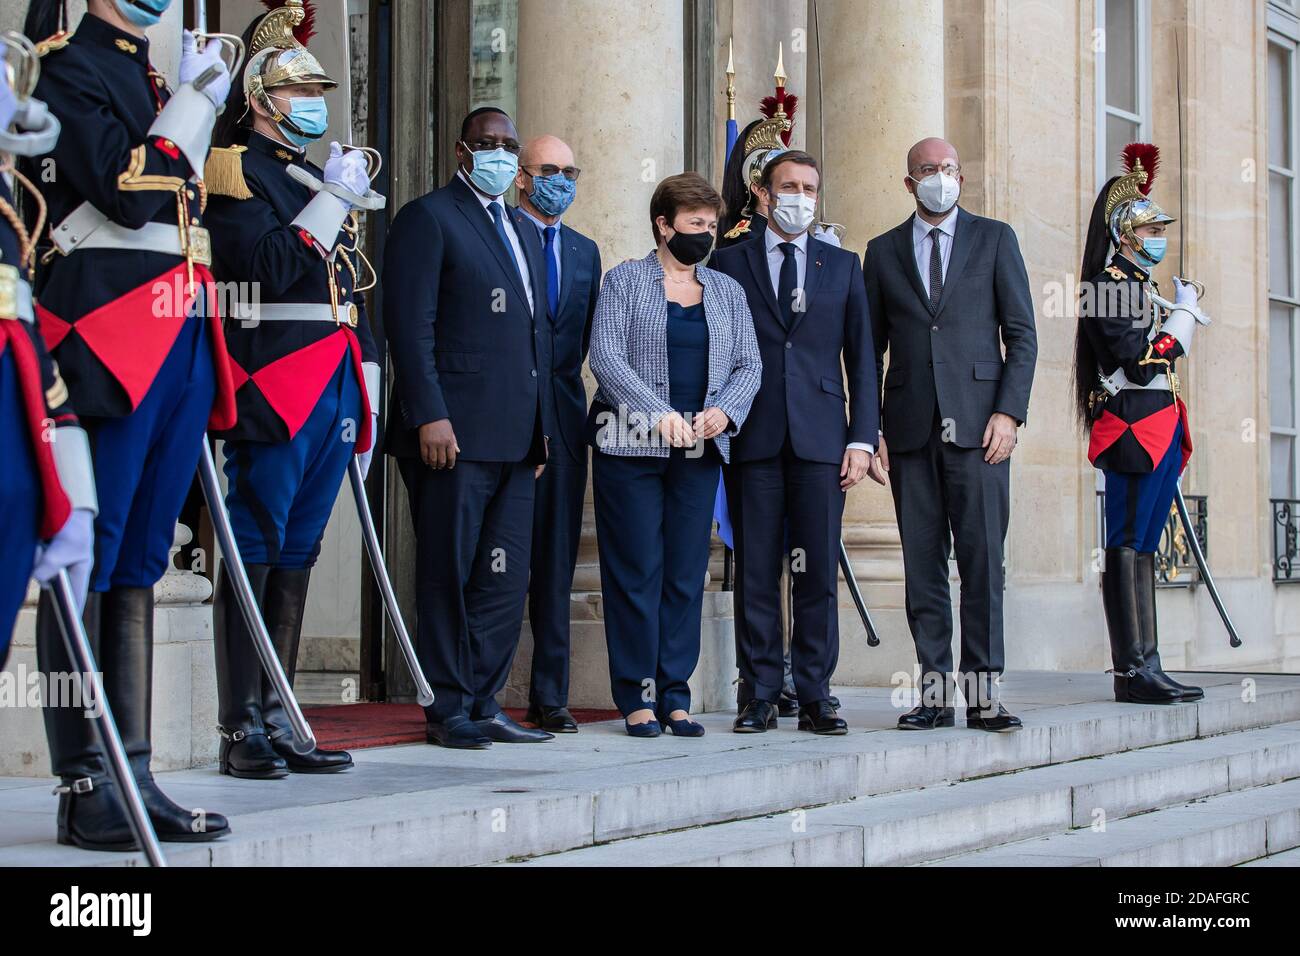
xmin=1240 ymin=846 xmax=1300 ymax=866
xmin=2 ymin=673 xmax=1297 ymax=867
xmin=930 ymin=776 xmax=1300 ymax=867
xmin=498 ymin=721 xmax=1300 ymax=867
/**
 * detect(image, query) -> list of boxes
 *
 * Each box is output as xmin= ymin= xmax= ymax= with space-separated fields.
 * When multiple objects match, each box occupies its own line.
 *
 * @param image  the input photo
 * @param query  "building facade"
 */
xmin=1 ymin=1 xmax=1294 ymax=771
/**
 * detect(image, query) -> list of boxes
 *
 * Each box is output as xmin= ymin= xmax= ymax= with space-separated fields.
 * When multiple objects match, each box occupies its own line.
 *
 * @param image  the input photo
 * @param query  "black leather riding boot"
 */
xmin=1134 ymin=551 xmax=1204 ymax=701
xmin=260 ymin=567 xmax=352 ymax=773
xmin=37 ymin=590 xmax=137 ymax=851
xmin=1102 ymin=547 xmax=1182 ymax=704
xmin=214 ymin=564 xmax=287 ymax=779
xmin=100 ymin=587 xmax=229 ymax=842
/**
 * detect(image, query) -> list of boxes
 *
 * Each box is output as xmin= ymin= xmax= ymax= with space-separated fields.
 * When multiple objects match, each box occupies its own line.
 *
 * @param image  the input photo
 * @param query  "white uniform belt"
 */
xmin=241 ymin=303 xmax=339 ymax=324
xmin=69 ymin=221 xmax=205 ymax=259
xmin=1099 ymin=366 xmax=1170 ymax=395
xmin=1119 ymin=373 xmax=1170 ymax=392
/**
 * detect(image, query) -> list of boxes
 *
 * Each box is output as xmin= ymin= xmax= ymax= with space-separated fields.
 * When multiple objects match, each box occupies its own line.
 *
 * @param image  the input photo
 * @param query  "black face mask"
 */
xmin=665 ymin=228 xmax=714 ymax=266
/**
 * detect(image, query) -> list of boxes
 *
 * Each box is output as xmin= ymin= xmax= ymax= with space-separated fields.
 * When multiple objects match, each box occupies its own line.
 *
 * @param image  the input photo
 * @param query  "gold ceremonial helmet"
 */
xmin=740 ymin=112 xmax=792 ymax=198
xmin=244 ymin=1 xmax=336 ymax=129
xmin=1104 ymin=143 xmax=1175 ymax=252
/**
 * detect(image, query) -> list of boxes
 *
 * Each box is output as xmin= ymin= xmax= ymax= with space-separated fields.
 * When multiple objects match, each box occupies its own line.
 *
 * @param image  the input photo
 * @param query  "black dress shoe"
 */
xmin=777 ymin=692 xmax=800 ymax=718
xmin=426 ymin=715 xmax=493 ymax=749
xmin=966 ymin=704 xmax=1023 ymax=732
xmin=525 ymin=705 xmax=579 ymax=733
xmin=897 ymin=705 xmax=956 ymax=730
xmin=733 ymin=699 xmax=778 ymax=733
xmin=829 ymin=695 xmax=841 ymax=709
xmin=271 ymin=735 xmax=354 ymax=773
xmin=476 ymin=713 xmax=554 ymax=743
xmin=798 ymin=700 xmax=848 ymax=735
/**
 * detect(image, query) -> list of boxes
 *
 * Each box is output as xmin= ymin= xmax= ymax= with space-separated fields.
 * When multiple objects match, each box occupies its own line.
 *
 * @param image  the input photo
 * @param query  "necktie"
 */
xmin=928 ymin=226 xmax=944 ymax=311
xmin=778 ymin=241 xmax=798 ymax=329
xmin=488 ymin=201 xmax=523 ymax=284
xmin=543 ymin=225 xmax=560 ymax=320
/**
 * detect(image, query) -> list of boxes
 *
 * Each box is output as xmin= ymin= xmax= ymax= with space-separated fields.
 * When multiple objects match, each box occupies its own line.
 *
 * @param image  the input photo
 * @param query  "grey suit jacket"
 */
xmin=587 ymin=251 xmax=762 ymax=462
xmin=863 ymin=208 xmax=1037 ymax=454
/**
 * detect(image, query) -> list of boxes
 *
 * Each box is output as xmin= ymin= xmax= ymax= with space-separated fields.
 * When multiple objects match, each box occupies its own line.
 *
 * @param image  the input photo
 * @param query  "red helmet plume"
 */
xmin=1120 ymin=142 xmax=1160 ymax=195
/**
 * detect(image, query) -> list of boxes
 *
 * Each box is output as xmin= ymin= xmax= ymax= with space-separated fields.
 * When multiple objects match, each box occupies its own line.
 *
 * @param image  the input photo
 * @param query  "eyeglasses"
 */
xmin=523 ymin=163 xmax=582 ymax=182
xmin=910 ymin=162 xmax=961 ymax=178
xmin=462 ymin=139 xmax=523 ymax=155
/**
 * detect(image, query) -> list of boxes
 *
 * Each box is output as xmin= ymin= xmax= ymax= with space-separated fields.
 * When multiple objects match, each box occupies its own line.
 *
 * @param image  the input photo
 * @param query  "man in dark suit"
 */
xmin=712 ymin=150 xmax=878 ymax=736
xmin=863 ymin=137 xmax=1037 ymax=732
xmin=511 ymin=134 xmax=602 ymax=733
xmin=383 ymin=107 xmax=554 ymax=749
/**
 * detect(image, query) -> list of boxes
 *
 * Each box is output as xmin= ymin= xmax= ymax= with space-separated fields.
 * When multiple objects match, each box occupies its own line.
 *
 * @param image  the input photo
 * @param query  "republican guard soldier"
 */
xmin=0 ymin=31 xmax=95 ymax=665
xmin=1075 ymin=142 xmax=1205 ymax=706
xmin=203 ymin=0 xmax=378 ymax=778
xmin=23 ymin=0 xmax=235 ymax=850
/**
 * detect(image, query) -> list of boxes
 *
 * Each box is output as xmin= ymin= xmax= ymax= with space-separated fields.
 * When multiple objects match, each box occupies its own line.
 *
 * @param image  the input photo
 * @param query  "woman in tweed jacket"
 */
xmin=586 ymin=173 xmax=762 ymax=737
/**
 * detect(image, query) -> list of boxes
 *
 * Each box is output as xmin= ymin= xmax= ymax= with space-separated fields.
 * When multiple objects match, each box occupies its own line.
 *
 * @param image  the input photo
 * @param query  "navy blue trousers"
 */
xmin=527 ymin=451 xmax=587 ymax=708
xmin=87 ymin=311 xmax=214 ymax=591
xmin=223 ymin=357 xmax=360 ymax=569
xmin=1103 ymin=421 xmax=1184 ymax=552
xmin=0 ymin=349 xmax=40 ymax=665
xmin=592 ymin=446 xmax=719 ymax=717
xmin=399 ymin=456 xmax=535 ymax=723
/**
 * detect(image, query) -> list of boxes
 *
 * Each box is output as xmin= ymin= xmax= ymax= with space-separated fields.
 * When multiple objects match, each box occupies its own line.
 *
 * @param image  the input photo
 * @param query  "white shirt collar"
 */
xmin=457 ymin=168 xmax=505 ymax=212
xmin=912 ymin=206 xmax=959 ymax=244
xmin=765 ymin=227 xmax=809 ymax=257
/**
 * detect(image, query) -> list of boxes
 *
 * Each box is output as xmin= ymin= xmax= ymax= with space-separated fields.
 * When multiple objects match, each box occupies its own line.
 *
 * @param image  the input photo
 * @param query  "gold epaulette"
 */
xmin=33 ymin=31 xmax=72 ymax=57
xmin=204 ymin=146 xmax=253 ymax=200
xmin=723 ymin=218 xmax=751 ymax=241
xmin=1105 ymin=265 xmax=1125 ymax=280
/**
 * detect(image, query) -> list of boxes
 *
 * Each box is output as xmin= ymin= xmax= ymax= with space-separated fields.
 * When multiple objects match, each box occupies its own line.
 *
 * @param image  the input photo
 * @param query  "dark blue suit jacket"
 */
xmin=513 ymin=215 xmax=601 ymax=465
xmin=711 ymin=235 xmax=878 ymax=465
xmin=383 ymin=175 xmax=551 ymax=463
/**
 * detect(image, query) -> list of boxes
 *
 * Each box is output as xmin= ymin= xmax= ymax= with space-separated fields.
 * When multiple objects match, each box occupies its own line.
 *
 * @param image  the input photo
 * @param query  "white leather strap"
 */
xmin=362 ymin=361 xmax=381 ymax=417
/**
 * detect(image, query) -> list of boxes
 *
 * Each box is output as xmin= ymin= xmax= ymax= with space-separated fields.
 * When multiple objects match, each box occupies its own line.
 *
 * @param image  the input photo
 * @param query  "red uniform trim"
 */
xmin=36 ymin=264 xmax=237 ymax=431
xmin=153 ymin=137 xmax=181 ymax=160
xmin=1088 ymin=400 xmax=1193 ymax=474
xmin=1087 ymin=409 xmax=1130 ymax=466
xmin=0 ymin=324 xmax=72 ymax=538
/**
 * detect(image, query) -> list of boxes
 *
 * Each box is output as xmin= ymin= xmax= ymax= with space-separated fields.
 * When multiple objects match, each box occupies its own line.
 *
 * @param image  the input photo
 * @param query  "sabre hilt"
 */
xmin=286 ymin=154 xmax=388 ymax=212
xmin=194 ymin=32 xmax=246 ymax=78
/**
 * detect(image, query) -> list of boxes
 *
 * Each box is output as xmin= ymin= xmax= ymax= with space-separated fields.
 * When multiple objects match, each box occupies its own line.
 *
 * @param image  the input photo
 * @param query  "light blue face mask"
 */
xmin=115 ymin=0 xmax=172 ymax=29
xmin=1134 ymin=235 xmax=1167 ymax=270
xmin=463 ymin=144 xmax=519 ymax=197
xmin=273 ymin=95 xmax=328 ymax=148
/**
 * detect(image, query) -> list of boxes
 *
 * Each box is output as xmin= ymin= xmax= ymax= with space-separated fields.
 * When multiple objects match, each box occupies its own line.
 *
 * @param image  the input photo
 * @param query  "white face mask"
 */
xmin=770 ymin=191 xmax=817 ymax=236
xmin=911 ymin=171 xmax=960 ymax=215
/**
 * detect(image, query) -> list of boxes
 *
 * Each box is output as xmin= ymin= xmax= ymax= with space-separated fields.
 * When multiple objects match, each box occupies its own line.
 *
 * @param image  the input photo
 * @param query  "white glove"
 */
xmin=32 ymin=508 xmax=95 ymax=611
xmin=323 ymin=142 xmax=371 ymax=203
xmin=358 ymin=413 xmax=379 ymax=479
xmin=179 ymin=30 xmax=231 ymax=109
xmin=1172 ymin=276 xmax=1199 ymax=308
xmin=813 ymin=224 xmax=842 ymax=248
xmin=0 ymin=68 xmax=16 ymax=133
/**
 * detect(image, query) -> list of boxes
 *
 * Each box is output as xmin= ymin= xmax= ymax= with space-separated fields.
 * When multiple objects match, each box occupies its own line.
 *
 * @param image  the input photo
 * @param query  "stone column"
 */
xmin=515 ymin=0 xmax=685 ymax=595
xmin=808 ymin=0 xmax=947 ymax=684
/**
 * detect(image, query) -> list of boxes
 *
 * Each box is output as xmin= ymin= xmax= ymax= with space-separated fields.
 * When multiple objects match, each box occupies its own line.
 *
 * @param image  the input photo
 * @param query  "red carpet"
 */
xmin=302 ymin=702 xmax=622 ymax=750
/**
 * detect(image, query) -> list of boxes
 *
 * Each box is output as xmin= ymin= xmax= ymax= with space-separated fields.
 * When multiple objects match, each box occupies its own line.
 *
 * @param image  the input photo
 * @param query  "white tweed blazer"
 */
xmin=588 ymin=250 xmax=762 ymax=462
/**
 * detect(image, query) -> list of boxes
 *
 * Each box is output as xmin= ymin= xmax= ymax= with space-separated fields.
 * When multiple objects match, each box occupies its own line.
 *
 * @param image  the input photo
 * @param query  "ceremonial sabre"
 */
xmin=198 ymin=441 xmax=317 ymax=753
xmin=1171 ymin=30 xmax=1236 ymax=647
xmin=348 ymin=459 xmax=435 ymax=705
xmin=839 ymin=540 xmax=881 ymax=647
xmin=47 ymin=571 xmax=166 ymax=867
xmin=1174 ymin=485 xmax=1243 ymax=648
